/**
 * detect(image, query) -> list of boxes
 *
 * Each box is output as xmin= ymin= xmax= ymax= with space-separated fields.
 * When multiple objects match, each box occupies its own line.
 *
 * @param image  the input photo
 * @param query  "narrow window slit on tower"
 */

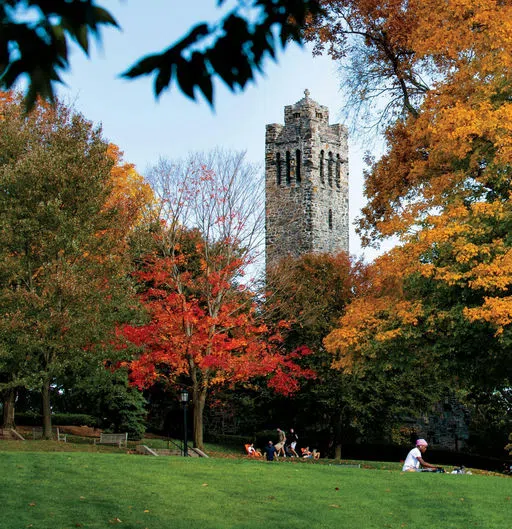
xmin=286 ymin=151 xmax=291 ymax=185
xmin=336 ymin=154 xmax=341 ymax=188
xmin=328 ymin=209 xmax=333 ymax=230
xmin=328 ymin=152 xmax=333 ymax=187
xmin=276 ymin=152 xmax=281 ymax=185
xmin=296 ymin=149 xmax=301 ymax=183
xmin=320 ymin=150 xmax=324 ymax=184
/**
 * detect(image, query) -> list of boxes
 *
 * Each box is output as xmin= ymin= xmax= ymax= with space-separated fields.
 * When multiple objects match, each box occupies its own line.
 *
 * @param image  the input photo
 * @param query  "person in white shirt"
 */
xmin=402 ymin=439 xmax=439 ymax=472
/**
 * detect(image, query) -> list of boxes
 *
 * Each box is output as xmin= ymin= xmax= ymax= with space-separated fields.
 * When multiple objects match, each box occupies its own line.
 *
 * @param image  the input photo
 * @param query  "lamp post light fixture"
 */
xmin=179 ymin=390 xmax=189 ymax=457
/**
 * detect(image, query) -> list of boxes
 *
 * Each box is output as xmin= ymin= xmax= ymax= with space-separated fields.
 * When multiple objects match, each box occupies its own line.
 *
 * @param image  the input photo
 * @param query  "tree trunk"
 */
xmin=41 ymin=379 xmax=53 ymax=439
xmin=334 ymin=412 xmax=343 ymax=460
xmin=2 ymin=388 xmax=16 ymax=429
xmin=192 ymin=387 xmax=207 ymax=450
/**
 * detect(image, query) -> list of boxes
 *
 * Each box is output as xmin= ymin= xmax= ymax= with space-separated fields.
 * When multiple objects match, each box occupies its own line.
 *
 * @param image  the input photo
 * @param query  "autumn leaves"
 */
xmin=307 ymin=2 xmax=512 ymax=417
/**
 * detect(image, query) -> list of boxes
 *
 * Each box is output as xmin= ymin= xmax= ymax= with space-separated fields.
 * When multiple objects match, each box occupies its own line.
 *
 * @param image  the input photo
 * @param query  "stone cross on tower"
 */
xmin=265 ymin=91 xmax=349 ymax=269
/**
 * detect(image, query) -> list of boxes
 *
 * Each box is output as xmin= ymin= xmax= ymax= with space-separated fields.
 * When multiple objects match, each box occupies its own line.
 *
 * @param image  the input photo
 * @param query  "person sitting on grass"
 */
xmin=402 ymin=439 xmax=440 ymax=472
xmin=264 ymin=441 xmax=277 ymax=461
xmin=245 ymin=443 xmax=262 ymax=457
xmin=301 ymin=447 xmax=320 ymax=460
xmin=301 ymin=447 xmax=312 ymax=458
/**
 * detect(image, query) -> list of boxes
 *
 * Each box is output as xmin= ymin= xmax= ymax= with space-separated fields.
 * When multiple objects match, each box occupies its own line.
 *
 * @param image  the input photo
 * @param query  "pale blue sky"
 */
xmin=55 ymin=1 xmax=384 ymax=259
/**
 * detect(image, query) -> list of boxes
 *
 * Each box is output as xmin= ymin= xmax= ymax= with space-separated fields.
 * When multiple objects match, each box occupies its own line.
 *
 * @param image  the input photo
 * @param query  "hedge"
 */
xmin=15 ymin=412 xmax=98 ymax=427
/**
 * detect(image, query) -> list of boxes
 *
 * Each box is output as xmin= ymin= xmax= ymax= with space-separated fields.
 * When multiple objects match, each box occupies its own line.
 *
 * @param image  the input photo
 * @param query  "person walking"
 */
xmin=288 ymin=428 xmax=299 ymax=457
xmin=275 ymin=428 xmax=287 ymax=457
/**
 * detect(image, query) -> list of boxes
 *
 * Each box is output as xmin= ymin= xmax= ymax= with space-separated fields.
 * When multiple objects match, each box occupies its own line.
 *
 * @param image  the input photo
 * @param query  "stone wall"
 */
xmin=401 ymin=397 xmax=471 ymax=451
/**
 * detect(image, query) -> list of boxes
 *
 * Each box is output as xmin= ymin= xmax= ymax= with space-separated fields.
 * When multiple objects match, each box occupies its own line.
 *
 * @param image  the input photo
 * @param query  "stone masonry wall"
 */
xmin=265 ymin=91 xmax=349 ymax=268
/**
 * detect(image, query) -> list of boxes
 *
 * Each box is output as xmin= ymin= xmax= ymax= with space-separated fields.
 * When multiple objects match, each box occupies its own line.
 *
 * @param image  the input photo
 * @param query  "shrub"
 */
xmin=15 ymin=412 xmax=97 ymax=427
xmin=254 ymin=430 xmax=280 ymax=449
xmin=204 ymin=433 xmax=251 ymax=449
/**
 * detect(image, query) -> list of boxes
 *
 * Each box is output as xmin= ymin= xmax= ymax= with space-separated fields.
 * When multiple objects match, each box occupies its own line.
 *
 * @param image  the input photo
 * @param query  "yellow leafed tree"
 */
xmin=309 ymin=1 xmax=512 ymax=393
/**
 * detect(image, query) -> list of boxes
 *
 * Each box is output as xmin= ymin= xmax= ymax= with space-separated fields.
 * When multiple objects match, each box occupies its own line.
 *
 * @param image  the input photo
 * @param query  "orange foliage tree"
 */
xmin=308 ymin=2 xmax=512 ymax=406
xmin=123 ymin=152 xmax=315 ymax=449
xmin=105 ymin=143 xmax=154 ymax=232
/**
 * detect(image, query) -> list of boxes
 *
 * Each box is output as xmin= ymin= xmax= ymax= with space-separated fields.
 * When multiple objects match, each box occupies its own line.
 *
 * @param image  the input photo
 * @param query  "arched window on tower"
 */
xmin=296 ymin=149 xmax=301 ymax=183
xmin=336 ymin=154 xmax=341 ymax=188
xmin=286 ymin=151 xmax=291 ymax=185
xmin=328 ymin=152 xmax=333 ymax=187
xmin=328 ymin=209 xmax=333 ymax=230
xmin=276 ymin=152 xmax=281 ymax=185
xmin=320 ymin=150 xmax=325 ymax=184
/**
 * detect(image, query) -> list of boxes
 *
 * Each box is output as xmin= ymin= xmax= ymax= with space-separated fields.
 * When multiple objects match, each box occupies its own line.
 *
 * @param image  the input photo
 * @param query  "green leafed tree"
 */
xmin=264 ymin=252 xmax=377 ymax=456
xmin=265 ymin=252 xmax=451 ymax=455
xmin=51 ymin=362 xmax=148 ymax=441
xmin=0 ymin=0 xmax=322 ymax=109
xmin=0 ymin=92 xmax=142 ymax=437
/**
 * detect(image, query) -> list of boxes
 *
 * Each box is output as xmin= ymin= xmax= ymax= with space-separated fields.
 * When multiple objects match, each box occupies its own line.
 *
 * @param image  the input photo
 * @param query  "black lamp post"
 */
xmin=179 ymin=390 xmax=189 ymax=457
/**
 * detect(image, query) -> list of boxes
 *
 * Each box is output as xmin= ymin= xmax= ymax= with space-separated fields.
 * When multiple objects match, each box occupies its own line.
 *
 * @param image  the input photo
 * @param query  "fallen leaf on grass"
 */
xmin=144 ymin=510 xmax=150 ymax=513
xmin=329 ymin=504 xmax=341 ymax=509
xmin=79 ymin=496 xmax=86 ymax=500
xmin=460 ymin=498 xmax=465 ymax=502
xmin=109 ymin=517 xmax=122 ymax=524
xmin=202 ymin=483 xmax=208 ymax=487
xmin=28 ymin=503 xmax=36 ymax=507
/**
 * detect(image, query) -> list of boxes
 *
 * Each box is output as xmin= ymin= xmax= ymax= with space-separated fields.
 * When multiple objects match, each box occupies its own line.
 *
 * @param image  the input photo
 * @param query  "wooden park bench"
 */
xmin=95 ymin=432 xmax=128 ymax=448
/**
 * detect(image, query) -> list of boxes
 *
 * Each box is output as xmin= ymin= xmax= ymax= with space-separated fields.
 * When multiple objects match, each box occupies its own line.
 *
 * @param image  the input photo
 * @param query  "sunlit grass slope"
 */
xmin=0 ymin=452 xmax=510 ymax=529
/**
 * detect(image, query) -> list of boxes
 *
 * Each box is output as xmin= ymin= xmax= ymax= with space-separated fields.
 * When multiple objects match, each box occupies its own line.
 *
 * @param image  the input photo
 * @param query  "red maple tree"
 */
xmin=122 ymin=155 xmax=315 ymax=449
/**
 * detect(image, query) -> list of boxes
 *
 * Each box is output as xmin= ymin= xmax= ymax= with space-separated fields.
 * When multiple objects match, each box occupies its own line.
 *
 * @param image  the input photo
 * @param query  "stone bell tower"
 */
xmin=265 ymin=90 xmax=349 ymax=268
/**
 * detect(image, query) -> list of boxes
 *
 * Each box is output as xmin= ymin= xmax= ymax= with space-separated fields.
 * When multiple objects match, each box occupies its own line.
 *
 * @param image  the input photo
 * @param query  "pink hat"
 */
xmin=416 ymin=439 xmax=428 ymax=447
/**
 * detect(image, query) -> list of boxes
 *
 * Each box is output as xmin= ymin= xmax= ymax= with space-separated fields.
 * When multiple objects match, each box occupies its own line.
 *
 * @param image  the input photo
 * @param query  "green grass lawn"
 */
xmin=0 ymin=449 xmax=510 ymax=529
